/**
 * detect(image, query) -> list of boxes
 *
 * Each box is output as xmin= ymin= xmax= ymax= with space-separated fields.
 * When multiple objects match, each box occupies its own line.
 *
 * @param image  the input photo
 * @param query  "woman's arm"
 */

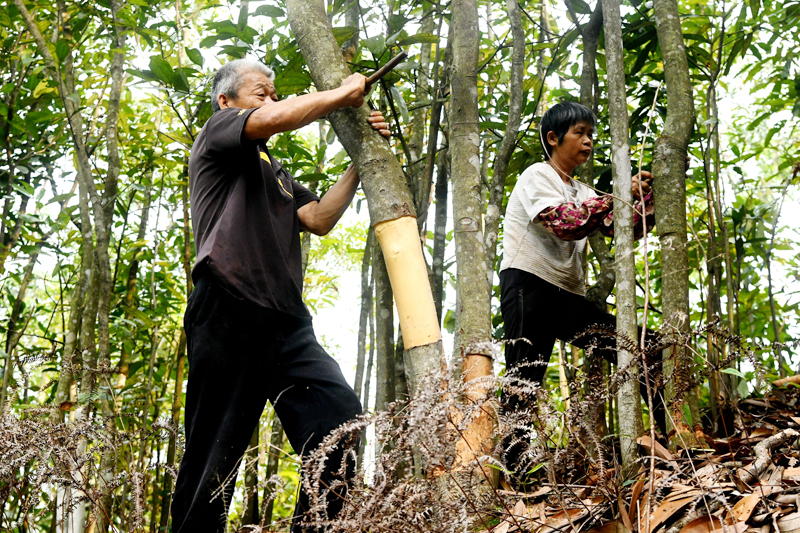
xmin=599 ymin=192 xmax=655 ymax=239
xmin=538 ymin=195 xmax=614 ymax=240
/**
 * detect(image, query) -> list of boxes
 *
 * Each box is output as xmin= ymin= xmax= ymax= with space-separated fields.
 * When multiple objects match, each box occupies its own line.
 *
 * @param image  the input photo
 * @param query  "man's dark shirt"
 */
xmin=188 ymin=107 xmax=320 ymax=317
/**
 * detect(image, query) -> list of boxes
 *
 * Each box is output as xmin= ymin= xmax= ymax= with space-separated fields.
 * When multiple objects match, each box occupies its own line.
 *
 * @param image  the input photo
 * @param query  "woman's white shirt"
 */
xmin=499 ymin=162 xmax=596 ymax=295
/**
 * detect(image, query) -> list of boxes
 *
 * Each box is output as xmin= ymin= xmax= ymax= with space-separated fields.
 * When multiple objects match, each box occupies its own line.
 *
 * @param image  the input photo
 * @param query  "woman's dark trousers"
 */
xmin=499 ymin=268 xmax=665 ymax=474
xmin=170 ymin=275 xmax=362 ymax=533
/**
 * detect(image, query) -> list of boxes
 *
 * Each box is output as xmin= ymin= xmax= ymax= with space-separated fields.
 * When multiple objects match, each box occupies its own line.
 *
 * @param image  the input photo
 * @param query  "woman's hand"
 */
xmin=368 ymin=109 xmax=391 ymax=138
xmin=632 ymin=170 xmax=653 ymax=201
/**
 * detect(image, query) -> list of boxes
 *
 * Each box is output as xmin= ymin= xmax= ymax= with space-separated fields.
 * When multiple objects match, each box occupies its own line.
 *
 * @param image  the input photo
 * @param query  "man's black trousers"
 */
xmin=499 ymin=268 xmax=665 ymax=472
xmin=171 ymin=275 xmax=362 ymax=533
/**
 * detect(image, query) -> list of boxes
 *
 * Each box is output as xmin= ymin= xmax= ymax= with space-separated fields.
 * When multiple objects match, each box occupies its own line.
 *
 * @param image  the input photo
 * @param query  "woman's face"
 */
xmin=548 ymin=121 xmax=594 ymax=166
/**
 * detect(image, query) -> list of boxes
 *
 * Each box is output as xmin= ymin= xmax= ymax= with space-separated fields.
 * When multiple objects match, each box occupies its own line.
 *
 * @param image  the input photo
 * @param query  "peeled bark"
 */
xmin=600 ymin=0 xmax=643 ymax=473
xmin=484 ymin=0 xmax=525 ymax=282
xmin=652 ymin=0 xmax=694 ymax=443
xmin=287 ymin=0 xmax=443 ymax=394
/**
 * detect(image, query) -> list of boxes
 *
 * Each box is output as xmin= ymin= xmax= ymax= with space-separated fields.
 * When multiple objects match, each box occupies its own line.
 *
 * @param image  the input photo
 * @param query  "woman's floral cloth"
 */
xmin=537 ymin=192 xmax=655 ymax=241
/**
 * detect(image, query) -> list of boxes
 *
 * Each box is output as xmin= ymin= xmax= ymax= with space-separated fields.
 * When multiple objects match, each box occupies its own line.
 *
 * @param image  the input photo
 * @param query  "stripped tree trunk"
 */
xmin=286 ymin=0 xmax=443 ymax=394
xmin=442 ymin=0 xmax=496 ymax=501
xmin=600 ymin=0 xmax=643 ymax=473
xmin=652 ymin=0 xmax=695 ymax=447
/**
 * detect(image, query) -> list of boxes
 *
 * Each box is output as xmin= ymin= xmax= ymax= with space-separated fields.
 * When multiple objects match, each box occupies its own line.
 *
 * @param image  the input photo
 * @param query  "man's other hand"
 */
xmin=632 ymin=170 xmax=653 ymax=201
xmin=368 ymin=110 xmax=391 ymax=139
xmin=340 ymin=74 xmax=366 ymax=108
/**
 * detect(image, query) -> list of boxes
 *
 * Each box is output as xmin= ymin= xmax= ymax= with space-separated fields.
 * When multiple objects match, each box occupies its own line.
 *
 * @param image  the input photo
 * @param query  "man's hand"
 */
xmin=340 ymin=74 xmax=367 ymax=108
xmin=632 ymin=170 xmax=653 ymax=201
xmin=368 ymin=110 xmax=391 ymax=138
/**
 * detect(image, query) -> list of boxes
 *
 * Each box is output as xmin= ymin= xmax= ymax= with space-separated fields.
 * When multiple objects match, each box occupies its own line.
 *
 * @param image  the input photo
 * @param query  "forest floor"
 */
xmin=485 ymin=382 xmax=800 ymax=533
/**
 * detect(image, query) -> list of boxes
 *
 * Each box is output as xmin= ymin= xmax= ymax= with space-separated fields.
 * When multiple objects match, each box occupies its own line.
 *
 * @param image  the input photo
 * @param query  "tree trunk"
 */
xmin=600 ymin=0 xmax=643 ymax=474
xmin=438 ymin=0 xmax=496 ymax=502
xmin=286 ymin=0 xmax=443 ymax=395
xmin=373 ymin=239 xmax=395 ymax=412
xmin=484 ymin=0 xmax=525 ymax=283
xmin=116 ymin=180 xmax=154 ymax=388
xmin=0 ymin=240 xmax=46 ymax=411
xmin=262 ymin=416 xmax=285 ymax=526
xmin=431 ymin=146 xmax=449 ymax=323
xmin=242 ymin=426 xmax=260 ymax=524
xmin=358 ymin=291 xmax=376 ymax=468
xmin=354 ymin=230 xmax=374 ymax=400
xmin=419 ymin=11 xmax=451 ymax=228
xmin=652 ymin=0 xmax=695 ymax=446
xmin=571 ymin=2 xmax=615 ymax=307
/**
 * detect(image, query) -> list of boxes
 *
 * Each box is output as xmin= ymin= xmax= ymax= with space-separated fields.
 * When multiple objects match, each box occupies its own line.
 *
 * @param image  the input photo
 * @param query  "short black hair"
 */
xmin=539 ymin=101 xmax=597 ymax=160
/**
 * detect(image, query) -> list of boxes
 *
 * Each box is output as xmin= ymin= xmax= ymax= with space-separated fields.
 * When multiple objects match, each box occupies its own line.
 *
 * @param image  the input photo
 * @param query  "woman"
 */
xmin=499 ymin=101 xmax=662 ymax=477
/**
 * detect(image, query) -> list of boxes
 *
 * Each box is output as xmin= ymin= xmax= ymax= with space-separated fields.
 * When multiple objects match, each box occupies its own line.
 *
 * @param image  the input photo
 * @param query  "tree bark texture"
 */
xmin=354 ymin=229 xmax=373 ymax=401
xmin=652 ymin=0 xmax=694 ymax=439
xmin=373 ymin=239 xmax=396 ymax=412
xmin=451 ymin=0 xmax=492 ymax=362
xmin=574 ymin=2 xmax=615 ymax=308
xmin=286 ymin=0 xmax=443 ymax=394
xmin=446 ymin=0 xmax=496 ymax=493
xmin=116 ymin=179 xmax=153 ymax=388
xmin=600 ymin=0 xmax=643 ymax=473
xmin=431 ymin=147 xmax=449 ymax=323
xmin=484 ymin=0 xmax=525 ymax=284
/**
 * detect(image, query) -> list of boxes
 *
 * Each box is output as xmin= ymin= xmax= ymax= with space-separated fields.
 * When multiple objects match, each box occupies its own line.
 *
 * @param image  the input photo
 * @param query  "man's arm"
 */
xmin=298 ymin=163 xmax=359 ymax=236
xmin=244 ymin=74 xmax=366 ymax=141
xmin=297 ymin=110 xmax=390 ymax=236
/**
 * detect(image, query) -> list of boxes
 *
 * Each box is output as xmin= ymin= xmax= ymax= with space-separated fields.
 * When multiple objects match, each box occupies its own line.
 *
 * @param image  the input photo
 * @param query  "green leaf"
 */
xmin=721 ymin=367 xmax=745 ymax=379
xmin=32 ymin=79 xmax=56 ymax=98
xmin=254 ymin=5 xmax=284 ymax=17
xmin=273 ymin=71 xmax=312 ymax=95
xmin=398 ymin=33 xmax=439 ymax=46
xmin=55 ymin=40 xmax=70 ymax=61
xmin=186 ymin=48 xmax=204 ymax=67
xmin=332 ymin=26 xmax=358 ymax=46
xmin=389 ymin=86 xmax=410 ymax=124
xmin=296 ymin=172 xmax=328 ymax=182
xmin=363 ymin=35 xmax=385 ymax=57
xmin=173 ymin=69 xmax=190 ymax=93
xmin=149 ymin=56 xmax=174 ymax=85
xmin=199 ymin=35 xmax=219 ymax=48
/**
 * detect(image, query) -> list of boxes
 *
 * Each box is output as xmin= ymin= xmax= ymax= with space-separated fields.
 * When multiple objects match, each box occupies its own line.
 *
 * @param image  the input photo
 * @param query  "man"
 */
xmin=171 ymin=58 xmax=390 ymax=532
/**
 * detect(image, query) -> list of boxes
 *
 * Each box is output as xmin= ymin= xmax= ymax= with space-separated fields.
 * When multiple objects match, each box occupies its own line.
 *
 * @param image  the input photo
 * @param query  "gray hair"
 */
xmin=210 ymin=59 xmax=275 ymax=112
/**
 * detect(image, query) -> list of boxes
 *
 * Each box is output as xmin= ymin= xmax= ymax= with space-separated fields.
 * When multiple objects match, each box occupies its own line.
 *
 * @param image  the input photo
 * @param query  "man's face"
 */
xmin=218 ymin=70 xmax=278 ymax=110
